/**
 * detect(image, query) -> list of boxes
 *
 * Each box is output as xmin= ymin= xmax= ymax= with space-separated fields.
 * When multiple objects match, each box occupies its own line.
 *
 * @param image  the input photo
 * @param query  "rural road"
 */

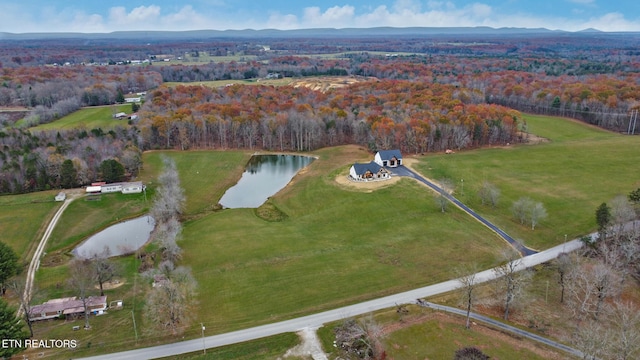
xmin=79 ymin=238 xmax=585 ymax=360
xmin=419 ymin=301 xmax=584 ymax=358
xmin=392 ymin=165 xmax=538 ymax=255
xmin=19 ymin=194 xmax=76 ymax=316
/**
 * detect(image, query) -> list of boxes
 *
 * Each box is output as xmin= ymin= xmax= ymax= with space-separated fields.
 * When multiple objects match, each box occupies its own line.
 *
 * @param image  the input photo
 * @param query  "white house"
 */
xmin=349 ymin=161 xmax=390 ymax=181
xmin=374 ymin=150 xmax=403 ymax=168
xmin=101 ymin=183 xmax=123 ymax=193
xmin=122 ymin=182 xmax=144 ymax=194
xmin=55 ymin=192 xmax=66 ymax=201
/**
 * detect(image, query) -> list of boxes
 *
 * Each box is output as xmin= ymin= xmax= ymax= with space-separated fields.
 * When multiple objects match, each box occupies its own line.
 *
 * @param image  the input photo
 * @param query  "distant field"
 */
xmin=164 ymin=52 xmax=258 ymax=65
xmin=28 ymin=104 xmax=133 ymax=131
xmin=164 ymin=77 xmax=294 ymax=88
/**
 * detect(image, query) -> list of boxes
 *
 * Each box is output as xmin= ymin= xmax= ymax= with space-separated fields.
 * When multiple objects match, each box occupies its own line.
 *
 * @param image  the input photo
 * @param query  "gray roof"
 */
xmin=352 ymin=161 xmax=384 ymax=175
xmin=377 ymin=149 xmax=402 ymax=160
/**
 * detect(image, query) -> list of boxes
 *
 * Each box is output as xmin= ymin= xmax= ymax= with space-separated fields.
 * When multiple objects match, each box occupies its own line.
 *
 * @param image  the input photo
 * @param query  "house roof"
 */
xmin=351 ymin=161 xmax=385 ymax=175
xmin=376 ymin=149 xmax=403 ymax=160
xmin=30 ymin=296 xmax=107 ymax=316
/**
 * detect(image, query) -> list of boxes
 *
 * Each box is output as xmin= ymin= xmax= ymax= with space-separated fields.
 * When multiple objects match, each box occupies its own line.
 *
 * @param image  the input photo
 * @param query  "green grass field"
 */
xmin=316 ymin=306 xmax=569 ymax=360
xmin=27 ymin=104 xmax=133 ymax=131
xmin=0 ymin=191 xmax=60 ymax=261
xmin=412 ymin=114 xmax=640 ymax=249
xmin=164 ymin=77 xmax=295 ymax=88
xmin=13 ymin=113 xmax=640 ymax=358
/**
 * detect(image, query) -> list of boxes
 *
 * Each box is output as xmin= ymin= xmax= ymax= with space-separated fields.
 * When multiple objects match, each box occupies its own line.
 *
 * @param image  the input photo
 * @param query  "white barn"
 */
xmin=374 ymin=150 xmax=403 ymax=168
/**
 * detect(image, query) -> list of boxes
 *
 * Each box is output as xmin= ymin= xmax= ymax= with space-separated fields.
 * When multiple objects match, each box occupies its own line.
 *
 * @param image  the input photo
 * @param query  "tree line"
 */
xmin=138 ymin=80 xmax=522 ymax=154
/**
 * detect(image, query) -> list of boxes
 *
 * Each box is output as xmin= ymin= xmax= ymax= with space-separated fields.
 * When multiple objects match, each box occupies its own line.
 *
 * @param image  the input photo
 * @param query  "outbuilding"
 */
xmin=374 ymin=149 xmax=403 ymax=168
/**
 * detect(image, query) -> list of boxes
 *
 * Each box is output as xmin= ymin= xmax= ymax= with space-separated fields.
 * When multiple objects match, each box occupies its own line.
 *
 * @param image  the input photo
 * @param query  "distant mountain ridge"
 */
xmin=1 ymin=26 xmax=636 ymax=40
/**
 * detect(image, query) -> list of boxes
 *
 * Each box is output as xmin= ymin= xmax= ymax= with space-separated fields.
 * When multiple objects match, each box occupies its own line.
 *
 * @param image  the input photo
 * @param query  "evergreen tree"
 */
xmin=0 ymin=299 xmax=29 ymax=358
xmin=0 ymin=241 xmax=19 ymax=294
xmin=60 ymin=159 xmax=77 ymax=188
xmin=99 ymin=159 xmax=125 ymax=183
xmin=596 ymin=202 xmax=611 ymax=237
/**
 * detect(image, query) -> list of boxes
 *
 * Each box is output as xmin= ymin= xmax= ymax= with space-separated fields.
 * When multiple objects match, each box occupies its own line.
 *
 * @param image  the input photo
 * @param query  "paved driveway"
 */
xmin=389 ymin=165 xmax=537 ymax=256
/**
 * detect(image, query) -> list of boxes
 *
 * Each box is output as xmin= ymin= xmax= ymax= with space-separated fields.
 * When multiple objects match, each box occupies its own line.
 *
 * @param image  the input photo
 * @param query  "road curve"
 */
xmin=390 ymin=165 xmax=537 ymax=256
xmin=78 ymin=238 xmax=584 ymax=360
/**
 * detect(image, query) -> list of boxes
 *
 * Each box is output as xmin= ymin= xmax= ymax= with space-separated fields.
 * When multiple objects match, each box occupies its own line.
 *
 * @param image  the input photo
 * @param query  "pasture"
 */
xmin=14 ymin=113 xmax=640 ymax=358
xmin=28 ymin=104 xmax=133 ymax=131
xmin=414 ymin=114 xmax=640 ymax=249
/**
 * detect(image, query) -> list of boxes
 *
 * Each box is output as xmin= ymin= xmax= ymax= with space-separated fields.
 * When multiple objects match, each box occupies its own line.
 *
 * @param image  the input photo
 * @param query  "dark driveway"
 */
xmin=390 ymin=165 xmax=537 ymax=256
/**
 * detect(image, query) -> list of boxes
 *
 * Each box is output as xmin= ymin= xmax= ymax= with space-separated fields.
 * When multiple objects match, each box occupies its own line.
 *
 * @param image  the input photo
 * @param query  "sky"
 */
xmin=0 ymin=0 xmax=638 ymax=33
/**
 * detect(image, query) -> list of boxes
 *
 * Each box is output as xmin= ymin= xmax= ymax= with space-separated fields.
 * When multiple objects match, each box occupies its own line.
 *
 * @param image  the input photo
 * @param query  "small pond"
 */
xmin=73 ymin=215 xmax=155 ymax=258
xmin=219 ymin=154 xmax=315 ymax=208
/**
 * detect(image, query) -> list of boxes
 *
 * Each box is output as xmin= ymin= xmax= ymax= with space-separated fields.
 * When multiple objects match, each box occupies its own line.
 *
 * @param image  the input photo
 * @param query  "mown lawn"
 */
xmin=0 ymin=191 xmax=60 ymax=261
xmin=21 ymin=114 xmax=640 ymax=358
xmin=28 ymin=104 xmax=133 ymax=131
xmin=177 ymin=145 xmax=508 ymax=334
xmin=412 ymin=114 xmax=640 ymax=249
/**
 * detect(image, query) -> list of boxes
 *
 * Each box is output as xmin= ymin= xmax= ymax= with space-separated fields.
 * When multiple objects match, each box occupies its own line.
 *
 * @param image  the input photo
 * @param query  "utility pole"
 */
xmin=201 ymin=323 xmax=206 ymax=354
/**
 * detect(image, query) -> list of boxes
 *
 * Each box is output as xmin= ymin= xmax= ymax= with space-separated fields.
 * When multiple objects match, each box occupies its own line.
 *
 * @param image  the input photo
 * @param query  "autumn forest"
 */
xmin=0 ymin=31 xmax=639 ymax=194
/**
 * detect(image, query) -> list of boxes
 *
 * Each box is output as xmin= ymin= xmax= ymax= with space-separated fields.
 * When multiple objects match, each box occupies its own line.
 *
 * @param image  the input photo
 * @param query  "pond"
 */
xmin=219 ymin=154 xmax=315 ymax=208
xmin=73 ymin=215 xmax=155 ymax=258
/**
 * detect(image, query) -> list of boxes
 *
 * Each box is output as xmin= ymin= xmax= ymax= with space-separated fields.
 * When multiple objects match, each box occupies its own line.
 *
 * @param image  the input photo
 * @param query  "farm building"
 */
xmin=349 ymin=161 xmax=390 ymax=181
xmin=55 ymin=192 xmax=66 ymax=201
xmin=374 ymin=150 xmax=403 ymax=168
xmin=122 ymin=181 xmax=144 ymax=194
xmin=29 ymin=296 xmax=108 ymax=321
xmin=85 ymin=181 xmax=145 ymax=194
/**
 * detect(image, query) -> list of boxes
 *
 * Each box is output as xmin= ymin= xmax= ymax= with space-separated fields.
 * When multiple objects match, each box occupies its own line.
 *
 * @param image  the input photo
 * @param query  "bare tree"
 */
xmin=492 ymin=249 xmax=530 ymax=321
xmin=456 ymin=266 xmax=479 ymax=329
xmin=556 ymin=252 xmax=574 ymax=304
xmin=68 ymin=258 xmax=96 ymax=329
xmin=572 ymin=319 xmax=611 ymax=360
xmin=608 ymin=300 xmax=640 ymax=360
xmin=9 ymin=280 xmax=35 ymax=337
xmin=334 ymin=316 xmax=385 ymax=360
xmin=609 ymin=195 xmax=636 ymax=239
xmin=151 ymin=156 xmax=186 ymax=224
xmin=478 ymin=181 xmax=500 ymax=208
xmin=511 ymin=197 xmax=547 ymax=230
xmin=512 ymin=197 xmax=533 ymax=225
xmin=144 ymin=266 xmax=197 ymax=335
xmin=90 ymin=247 xmax=119 ymax=297
xmin=435 ymin=178 xmax=453 ymax=213
xmin=529 ymin=202 xmax=547 ymax=230
xmin=566 ymin=258 xmax=621 ymax=321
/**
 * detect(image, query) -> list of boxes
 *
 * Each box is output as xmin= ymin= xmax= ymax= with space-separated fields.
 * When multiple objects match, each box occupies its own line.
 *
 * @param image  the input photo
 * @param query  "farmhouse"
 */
xmin=349 ymin=161 xmax=390 ymax=181
xmin=374 ymin=149 xmax=403 ymax=168
xmin=85 ymin=181 xmax=145 ymax=194
xmin=29 ymin=296 xmax=108 ymax=321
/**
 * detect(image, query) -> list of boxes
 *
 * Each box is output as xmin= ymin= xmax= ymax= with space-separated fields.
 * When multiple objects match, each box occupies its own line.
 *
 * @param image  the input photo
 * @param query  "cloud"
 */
xmin=0 ymin=1 xmax=639 ymax=33
xmin=302 ymin=6 xmax=356 ymax=28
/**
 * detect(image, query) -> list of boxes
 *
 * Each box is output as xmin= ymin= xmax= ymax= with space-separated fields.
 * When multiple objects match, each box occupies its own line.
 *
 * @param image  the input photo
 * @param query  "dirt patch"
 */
xmin=95 ymin=279 xmax=125 ymax=290
xmin=282 ymin=327 xmax=328 ymax=360
xmin=289 ymin=76 xmax=374 ymax=92
xmin=334 ymin=173 xmax=401 ymax=192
